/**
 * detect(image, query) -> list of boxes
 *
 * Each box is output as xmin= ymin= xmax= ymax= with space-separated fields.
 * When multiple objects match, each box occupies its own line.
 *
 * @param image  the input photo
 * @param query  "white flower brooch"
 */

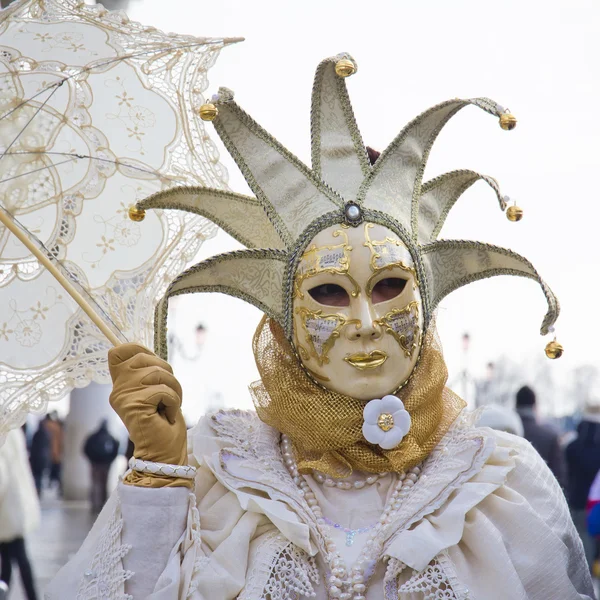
xmin=362 ymin=395 xmax=411 ymax=450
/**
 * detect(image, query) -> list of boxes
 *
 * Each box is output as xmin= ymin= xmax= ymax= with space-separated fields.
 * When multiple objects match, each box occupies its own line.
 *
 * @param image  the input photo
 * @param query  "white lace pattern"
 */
xmin=384 ymin=556 xmax=461 ymax=600
xmin=186 ymin=492 xmax=209 ymax=599
xmin=398 ymin=560 xmax=459 ymax=599
xmin=76 ymin=499 xmax=133 ymax=600
xmin=239 ymin=531 xmax=319 ymax=600
xmin=0 ymin=0 xmax=230 ymax=437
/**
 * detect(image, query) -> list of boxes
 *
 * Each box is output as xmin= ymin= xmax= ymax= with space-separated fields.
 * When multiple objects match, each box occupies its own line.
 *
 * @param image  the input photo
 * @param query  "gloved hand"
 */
xmin=108 ymin=343 xmax=191 ymax=488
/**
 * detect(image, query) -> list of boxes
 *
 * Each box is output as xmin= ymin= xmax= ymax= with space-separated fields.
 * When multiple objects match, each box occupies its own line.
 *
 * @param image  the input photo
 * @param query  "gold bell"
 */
xmin=499 ymin=112 xmax=517 ymax=131
xmin=545 ymin=339 xmax=564 ymax=359
xmin=198 ymin=103 xmax=218 ymax=121
xmin=335 ymin=59 xmax=356 ymax=78
xmin=506 ymin=205 xmax=524 ymax=222
xmin=128 ymin=205 xmax=146 ymax=222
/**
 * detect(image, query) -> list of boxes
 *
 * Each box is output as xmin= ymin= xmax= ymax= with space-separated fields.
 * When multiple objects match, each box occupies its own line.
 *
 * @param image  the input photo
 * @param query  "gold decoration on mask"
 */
xmin=295 ymin=307 xmax=357 ymax=367
xmin=335 ymin=58 xmax=356 ymax=78
xmin=251 ymin=316 xmax=465 ymax=478
xmin=198 ymin=103 xmax=218 ymax=121
xmin=499 ymin=112 xmax=517 ymax=130
xmin=304 ymin=366 xmax=331 ymax=382
xmin=374 ymin=301 xmax=421 ymax=358
xmin=545 ymin=339 xmax=564 ymax=359
xmin=294 ymin=228 xmax=360 ymax=299
xmin=363 ymin=223 xmax=417 ymax=296
xmin=294 ymin=333 xmax=311 ymax=362
xmin=128 ymin=205 xmax=146 ymax=222
xmin=344 ymin=350 xmax=388 ymax=371
xmin=506 ymin=205 xmax=524 ymax=222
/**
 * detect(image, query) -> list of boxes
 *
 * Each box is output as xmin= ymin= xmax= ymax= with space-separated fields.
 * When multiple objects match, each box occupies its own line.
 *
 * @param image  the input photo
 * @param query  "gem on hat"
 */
xmin=344 ymin=202 xmax=362 ymax=224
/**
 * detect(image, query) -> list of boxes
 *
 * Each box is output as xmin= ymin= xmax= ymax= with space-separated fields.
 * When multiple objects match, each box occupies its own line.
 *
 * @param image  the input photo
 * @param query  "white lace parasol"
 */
xmin=0 ymin=0 xmax=239 ymax=434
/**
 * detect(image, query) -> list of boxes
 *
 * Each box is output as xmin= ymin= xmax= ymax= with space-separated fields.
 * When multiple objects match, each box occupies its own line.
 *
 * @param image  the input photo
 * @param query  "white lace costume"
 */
xmin=46 ymin=52 xmax=591 ymax=600
xmin=46 ymin=409 xmax=593 ymax=600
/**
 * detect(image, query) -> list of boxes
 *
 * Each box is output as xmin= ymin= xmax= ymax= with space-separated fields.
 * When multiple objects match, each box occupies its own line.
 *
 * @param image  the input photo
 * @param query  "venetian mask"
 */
xmin=292 ymin=222 xmax=423 ymax=400
xmin=145 ymin=54 xmax=560 ymax=375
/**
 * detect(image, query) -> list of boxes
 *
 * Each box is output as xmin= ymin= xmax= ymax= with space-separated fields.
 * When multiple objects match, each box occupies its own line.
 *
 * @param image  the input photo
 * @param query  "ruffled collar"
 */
xmin=189 ymin=408 xmax=515 ymax=568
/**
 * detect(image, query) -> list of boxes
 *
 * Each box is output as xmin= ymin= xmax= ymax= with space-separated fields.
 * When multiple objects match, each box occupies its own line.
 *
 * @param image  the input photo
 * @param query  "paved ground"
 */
xmin=6 ymin=492 xmax=93 ymax=600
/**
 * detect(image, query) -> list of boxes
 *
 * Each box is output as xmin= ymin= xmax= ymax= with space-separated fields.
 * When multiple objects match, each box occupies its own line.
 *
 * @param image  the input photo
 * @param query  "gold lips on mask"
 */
xmin=344 ymin=350 xmax=388 ymax=370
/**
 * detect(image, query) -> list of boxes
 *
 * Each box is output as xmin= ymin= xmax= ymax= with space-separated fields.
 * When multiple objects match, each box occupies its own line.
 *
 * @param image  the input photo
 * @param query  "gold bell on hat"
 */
xmin=198 ymin=103 xmax=218 ymax=121
xmin=545 ymin=339 xmax=564 ymax=359
xmin=335 ymin=58 xmax=356 ymax=78
xmin=128 ymin=205 xmax=146 ymax=222
xmin=499 ymin=112 xmax=517 ymax=131
xmin=506 ymin=205 xmax=524 ymax=222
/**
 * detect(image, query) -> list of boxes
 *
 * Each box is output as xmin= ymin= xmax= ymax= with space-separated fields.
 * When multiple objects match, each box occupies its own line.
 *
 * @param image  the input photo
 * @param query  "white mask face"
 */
xmin=292 ymin=222 xmax=423 ymax=400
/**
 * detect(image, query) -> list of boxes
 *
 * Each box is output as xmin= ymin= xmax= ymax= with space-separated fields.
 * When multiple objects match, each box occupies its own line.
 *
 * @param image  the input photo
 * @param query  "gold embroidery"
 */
xmin=363 ymin=223 xmax=417 ymax=296
xmin=294 ymin=332 xmax=311 ymax=362
xmin=304 ymin=366 xmax=331 ymax=382
xmin=374 ymin=301 xmax=421 ymax=358
xmin=295 ymin=306 xmax=359 ymax=366
xmin=294 ymin=228 xmax=360 ymax=299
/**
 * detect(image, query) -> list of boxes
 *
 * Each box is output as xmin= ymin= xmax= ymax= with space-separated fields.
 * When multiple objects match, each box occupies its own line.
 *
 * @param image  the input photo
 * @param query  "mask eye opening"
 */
xmin=371 ymin=277 xmax=408 ymax=304
xmin=307 ymin=283 xmax=350 ymax=307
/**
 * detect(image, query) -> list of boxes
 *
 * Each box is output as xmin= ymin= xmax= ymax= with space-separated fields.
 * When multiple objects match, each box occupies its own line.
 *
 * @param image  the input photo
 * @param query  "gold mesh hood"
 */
xmin=250 ymin=316 xmax=465 ymax=477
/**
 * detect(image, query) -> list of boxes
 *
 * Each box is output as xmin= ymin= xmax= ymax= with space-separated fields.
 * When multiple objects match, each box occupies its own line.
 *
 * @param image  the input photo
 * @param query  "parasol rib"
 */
xmin=0 ymin=208 xmax=122 ymax=346
xmin=0 ymin=38 xmax=244 ymax=122
xmin=0 ymin=0 xmax=233 ymax=432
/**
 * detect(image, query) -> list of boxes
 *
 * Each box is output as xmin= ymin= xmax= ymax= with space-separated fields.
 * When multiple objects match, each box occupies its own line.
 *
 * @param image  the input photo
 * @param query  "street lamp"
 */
xmin=449 ymin=332 xmax=477 ymax=409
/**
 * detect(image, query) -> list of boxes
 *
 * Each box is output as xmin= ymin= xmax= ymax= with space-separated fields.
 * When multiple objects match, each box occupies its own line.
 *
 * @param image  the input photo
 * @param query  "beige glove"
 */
xmin=108 ymin=343 xmax=191 ymax=489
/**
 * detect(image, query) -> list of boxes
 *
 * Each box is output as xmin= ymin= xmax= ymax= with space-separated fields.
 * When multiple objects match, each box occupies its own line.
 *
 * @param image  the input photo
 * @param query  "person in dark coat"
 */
xmin=28 ymin=421 xmax=51 ymax=497
xmin=516 ymin=385 xmax=567 ymax=489
xmin=566 ymin=405 xmax=600 ymax=569
xmin=44 ymin=411 xmax=64 ymax=497
xmin=83 ymin=420 xmax=120 ymax=513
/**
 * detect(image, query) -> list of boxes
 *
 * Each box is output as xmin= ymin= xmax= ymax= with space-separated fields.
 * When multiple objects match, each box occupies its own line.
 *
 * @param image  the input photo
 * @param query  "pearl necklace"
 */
xmin=281 ymin=434 xmax=421 ymax=599
xmin=313 ymin=471 xmax=388 ymax=490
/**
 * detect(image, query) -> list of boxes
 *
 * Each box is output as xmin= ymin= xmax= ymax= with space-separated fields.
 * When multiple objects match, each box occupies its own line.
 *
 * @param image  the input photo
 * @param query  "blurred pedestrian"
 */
xmin=44 ymin=411 xmax=64 ymax=497
xmin=566 ymin=403 xmax=600 ymax=569
xmin=83 ymin=420 xmax=119 ymax=513
xmin=0 ymin=428 xmax=41 ymax=600
xmin=28 ymin=420 xmax=51 ymax=498
xmin=586 ymin=469 xmax=600 ymax=536
xmin=516 ymin=385 xmax=567 ymax=488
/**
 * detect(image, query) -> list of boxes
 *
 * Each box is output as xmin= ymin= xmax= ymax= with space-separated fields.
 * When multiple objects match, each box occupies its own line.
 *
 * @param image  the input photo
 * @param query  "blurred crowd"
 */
xmin=479 ymin=385 xmax=600 ymax=575
xmin=0 ymin=390 xmax=600 ymax=597
xmin=0 ymin=413 xmax=121 ymax=599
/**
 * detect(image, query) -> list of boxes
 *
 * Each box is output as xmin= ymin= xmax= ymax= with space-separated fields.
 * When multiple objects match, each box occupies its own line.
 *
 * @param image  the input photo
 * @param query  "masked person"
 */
xmin=48 ymin=54 xmax=592 ymax=600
